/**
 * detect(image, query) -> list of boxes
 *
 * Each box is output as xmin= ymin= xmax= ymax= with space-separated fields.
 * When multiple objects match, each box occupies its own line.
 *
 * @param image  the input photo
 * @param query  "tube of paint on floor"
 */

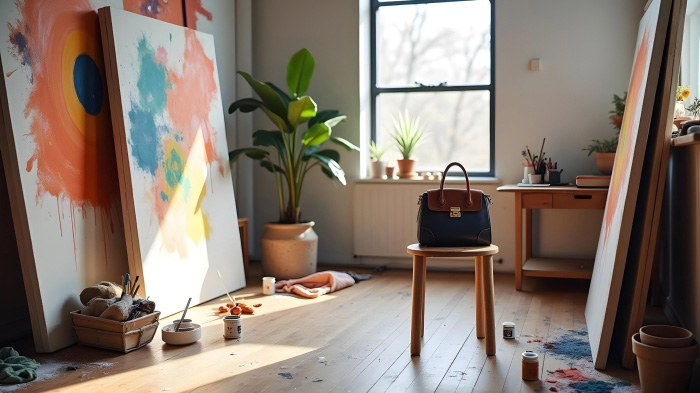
xmin=522 ymin=351 xmax=539 ymax=381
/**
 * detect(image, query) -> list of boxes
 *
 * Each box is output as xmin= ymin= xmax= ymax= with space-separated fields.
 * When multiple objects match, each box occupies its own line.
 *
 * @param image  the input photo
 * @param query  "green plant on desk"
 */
xmin=582 ymin=137 xmax=618 ymax=156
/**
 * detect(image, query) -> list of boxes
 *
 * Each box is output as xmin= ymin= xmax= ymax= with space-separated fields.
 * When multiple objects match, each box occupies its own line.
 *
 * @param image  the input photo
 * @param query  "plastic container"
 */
xmin=503 ymin=322 xmax=515 ymax=339
xmin=521 ymin=351 xmax=539 ymax=381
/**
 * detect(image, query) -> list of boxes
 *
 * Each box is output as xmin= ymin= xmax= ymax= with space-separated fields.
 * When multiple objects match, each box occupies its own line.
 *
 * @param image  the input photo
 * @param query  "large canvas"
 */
xmin=99 ymin=7 xmax=245 ymax=316
xmin=0 ymin=0 xmax=204 ymax=353
xmin=585 ymin=0 xmax=672 ymax=369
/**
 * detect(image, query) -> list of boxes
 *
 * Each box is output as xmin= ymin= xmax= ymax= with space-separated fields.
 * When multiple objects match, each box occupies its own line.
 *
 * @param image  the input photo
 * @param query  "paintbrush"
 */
xmin=537 ymin=138 xmax=546 ymax=172
xmin=131 ymin=285 xmax=140 ymax=298
xmin=216 ymin=269 xmax=237 ymax=304
xmin=130 ymin=276 xmax=140 ymax=297
xmin=175 ymin=297 xmax=192 ymax=332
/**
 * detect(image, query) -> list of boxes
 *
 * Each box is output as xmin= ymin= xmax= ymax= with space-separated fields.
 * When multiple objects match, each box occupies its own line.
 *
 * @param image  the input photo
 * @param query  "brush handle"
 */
xmin=175 ymin=297 xmax=192 ymax=332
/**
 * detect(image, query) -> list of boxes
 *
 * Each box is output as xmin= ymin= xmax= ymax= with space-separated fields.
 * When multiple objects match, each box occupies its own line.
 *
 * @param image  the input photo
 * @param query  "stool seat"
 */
xmin=407 ymin=243 xmax=499 ymax=357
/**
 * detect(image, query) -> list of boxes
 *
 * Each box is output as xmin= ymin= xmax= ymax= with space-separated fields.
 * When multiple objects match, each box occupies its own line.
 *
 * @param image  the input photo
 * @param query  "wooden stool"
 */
xmin=238 ymin=218 xmax=249 ymax=276
xmin=407 ymin=243 xmax=499 ymax=356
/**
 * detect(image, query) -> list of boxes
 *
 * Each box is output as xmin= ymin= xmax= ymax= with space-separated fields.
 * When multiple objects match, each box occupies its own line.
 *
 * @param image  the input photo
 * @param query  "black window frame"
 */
xmin=370 ymin=0 xmax=496 ymax=177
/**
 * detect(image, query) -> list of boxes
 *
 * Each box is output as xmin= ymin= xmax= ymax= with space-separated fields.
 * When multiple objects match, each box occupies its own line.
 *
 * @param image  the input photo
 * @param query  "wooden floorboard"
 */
xmin=6 ymin=267 xmax=640 ymax=393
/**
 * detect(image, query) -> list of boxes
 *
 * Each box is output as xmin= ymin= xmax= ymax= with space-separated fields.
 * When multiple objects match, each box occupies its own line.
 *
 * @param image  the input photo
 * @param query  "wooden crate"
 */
xmin=70 ymin=310 xmax=160 ymax=333
xmin=73 ymin=321 xmax=159 ymax=353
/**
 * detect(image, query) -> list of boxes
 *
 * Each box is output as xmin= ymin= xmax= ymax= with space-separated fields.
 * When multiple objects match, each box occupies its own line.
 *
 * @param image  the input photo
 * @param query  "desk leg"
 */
xmin=525 ymin=208 xmax=532 ymax=260
xmin=421 ymin=260 xmax=426 ymax=337
xmin=475 ymin=256 xmax=485 ymax=339
xmin=411 ymin=255 xmax=426 ymax=356
xmin=481 ymin=255 xmax=496 ymax=356
xmin=515 ymin=195 xmax=523 ymax=290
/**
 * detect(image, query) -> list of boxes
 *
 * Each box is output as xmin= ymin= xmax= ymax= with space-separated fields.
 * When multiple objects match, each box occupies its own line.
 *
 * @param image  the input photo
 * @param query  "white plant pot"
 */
xmin=261 ymin=222 xmax=318 ymax=279
xmin=369 ymin=160 xmax=387 ymax=179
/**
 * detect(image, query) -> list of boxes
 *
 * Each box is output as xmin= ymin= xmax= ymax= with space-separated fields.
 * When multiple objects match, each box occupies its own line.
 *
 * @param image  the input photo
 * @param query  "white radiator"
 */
xmin=353 ymin=181 xmax=439 ymax=257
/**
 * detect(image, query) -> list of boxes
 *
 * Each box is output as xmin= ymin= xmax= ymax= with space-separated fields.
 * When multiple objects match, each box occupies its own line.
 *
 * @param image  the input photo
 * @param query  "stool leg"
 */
xmin=475 ymin=256 xmax=485 ymax=339
xmin=411 ymin=255 xmax=426 ymax=355
xmin=482 ymin=255 xmax=496 ymax=356
xmin=421 ymin=259 xmax=426 ymax=337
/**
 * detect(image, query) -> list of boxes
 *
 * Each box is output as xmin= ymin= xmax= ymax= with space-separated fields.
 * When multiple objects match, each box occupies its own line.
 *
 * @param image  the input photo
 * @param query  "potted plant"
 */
xmin=583 ymin=92 xmax=625 ymax=175
xmin=675 ymin=85 xmax=691 ymax=118
xmin=391 ymin=111 xmax=425 ymax=178
xmin=686 ymin=97 xmax=700 ymax=120
xmin=228 ymin=48 xmax=359 ymax=279
xmin=369 ymin=141 xmax=387 ymax=179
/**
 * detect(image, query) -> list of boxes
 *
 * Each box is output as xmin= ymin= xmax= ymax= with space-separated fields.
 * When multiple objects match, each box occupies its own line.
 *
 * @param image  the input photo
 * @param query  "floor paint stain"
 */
xmin=278 ymin=372 xmax=293 ymax=379
xmin=542 ymin=334 xmax=591 ymax=360
xmin=569 ymin=380 xmax=616 ymax=393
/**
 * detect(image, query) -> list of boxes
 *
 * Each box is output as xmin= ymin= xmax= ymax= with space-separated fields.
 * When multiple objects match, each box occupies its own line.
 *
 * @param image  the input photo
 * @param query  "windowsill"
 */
xmin=354 ymin=177 xmax=501 ymax=185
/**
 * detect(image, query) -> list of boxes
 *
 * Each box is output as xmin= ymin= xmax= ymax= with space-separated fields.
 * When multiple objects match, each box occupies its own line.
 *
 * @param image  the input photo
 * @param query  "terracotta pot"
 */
xmin=369 ymin=160 xmax=386 ymax=179
xmin=396 ymin=159 xmax=417 ymax=179
xmin=385 ymin=166 xmax=395 ymax=179
xmin=639 ymin=325 xmax=693 ymax=348
xmin=261 ymin=222 xmax=317 ymax=279
xmin=609 ymin=114 xmax=623 ymax=128
xmin=632 ymin=333 xmax=698 ymax=393
xmin=595 ymin=152 xmax=615 ymax=175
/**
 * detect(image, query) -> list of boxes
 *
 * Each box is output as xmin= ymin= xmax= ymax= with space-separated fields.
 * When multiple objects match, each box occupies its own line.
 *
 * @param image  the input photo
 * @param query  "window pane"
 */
xmin=377 ymin=1 xmax=491 ymax=87
xmin=376 ymin=91 xmax=491 ymax=173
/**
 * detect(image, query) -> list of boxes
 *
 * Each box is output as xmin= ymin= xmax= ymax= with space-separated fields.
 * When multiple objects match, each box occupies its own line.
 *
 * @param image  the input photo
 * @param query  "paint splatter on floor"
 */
xmin=527 ymin=338 xmax=543 ymax=343
xmin=278 ymin=372 xmax=293 ymax=379
xmin=541 ymin=333 xmax=591 ymax=360
xmin=0 ymin=360 xmax=113 ymax=392
xmin=569 ymin=380 xmax=631 ymax=393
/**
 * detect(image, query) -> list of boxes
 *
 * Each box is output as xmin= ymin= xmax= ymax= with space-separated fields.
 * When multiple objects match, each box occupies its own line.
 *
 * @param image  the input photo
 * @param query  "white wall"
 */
xmin=248 ymin=0 xmax=643 ymax=272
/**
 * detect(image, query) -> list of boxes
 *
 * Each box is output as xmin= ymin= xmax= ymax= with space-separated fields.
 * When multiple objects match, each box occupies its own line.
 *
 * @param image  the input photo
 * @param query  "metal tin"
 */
xmin=521 ymin=351 xmax=539 ymax=381
xmin=503 ymin=321 xmax=515 ymax=339
xmin=224 ymin=315 xmax=242 ymax=339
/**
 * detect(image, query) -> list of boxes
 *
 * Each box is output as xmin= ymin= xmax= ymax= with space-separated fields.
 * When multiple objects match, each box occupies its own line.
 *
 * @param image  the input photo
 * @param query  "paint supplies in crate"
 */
xmin=71 ymin=275 xmax=160 ymax=352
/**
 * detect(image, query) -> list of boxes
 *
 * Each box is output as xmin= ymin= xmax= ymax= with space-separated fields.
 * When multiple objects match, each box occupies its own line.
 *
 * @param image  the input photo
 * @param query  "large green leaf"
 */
xmin=310 ymin=153 xmax=346 ymax=185
xmin=287 ymin=48 xmax=315 ymax=97
xmin=302 ymin=145 xmax=321 ymax=160
xmin=266 ymin=82 xmax=292 ymax=106
xmin=261 ymin=107 xmax=290 ymax=133
xmin=324 ymin=115 xmax=347 ymax=129
xmin=330 ymin=136 xmax=360 ymax=151
xmin=288 ymin=96 xmax=317 ymax=128
xmin=315 ymin=149 xmax=340 ymax=162
xmin=308 ymin=110 xmax=340 ymax=128
xmin=301 ymin=123 xmax=330 ymax=146
xmin=228 ymin=98 xmax=263 ymax=114
xmin=303 ymin=148 xmax=337 ymax=162
xmin=260 ymin=160 xmax=285 ymax=174
xmin=252 ymin=130 xmax=285 ymax=153
xmin=229 ymin=147 xmax=269 ymax=162
xmin=237 ymin=71 xmax=288 ymax=119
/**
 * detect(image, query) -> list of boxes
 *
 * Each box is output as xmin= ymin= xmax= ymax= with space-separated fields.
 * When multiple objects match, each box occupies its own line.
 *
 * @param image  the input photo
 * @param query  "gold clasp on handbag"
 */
xmin=450 ymin=207 xmax=461 ymax=218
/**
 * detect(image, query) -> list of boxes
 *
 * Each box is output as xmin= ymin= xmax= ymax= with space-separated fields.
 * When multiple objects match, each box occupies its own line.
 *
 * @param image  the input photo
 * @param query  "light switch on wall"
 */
xmin=529 ymin=58 xmax=540 ymax=71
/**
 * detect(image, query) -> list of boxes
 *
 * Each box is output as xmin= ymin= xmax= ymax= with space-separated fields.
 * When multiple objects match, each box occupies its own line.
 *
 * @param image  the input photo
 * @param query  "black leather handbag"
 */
xmin=417 ymin=162 xmax=492 ymax=247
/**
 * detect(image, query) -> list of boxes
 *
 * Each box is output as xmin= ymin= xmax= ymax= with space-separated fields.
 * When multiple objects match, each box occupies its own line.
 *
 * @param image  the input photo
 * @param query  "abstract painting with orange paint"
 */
xmin=101 ymin=8 xmax=245 ymax=316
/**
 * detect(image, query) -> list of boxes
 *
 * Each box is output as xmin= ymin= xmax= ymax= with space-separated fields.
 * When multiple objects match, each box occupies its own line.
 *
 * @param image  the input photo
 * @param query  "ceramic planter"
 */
xmin=261 ymin=222 xmax=318 ymax=279
xmin=639 ymin=325 xmax=693 ymax=348
xmin=397 ymin=159 xmax=417 ymax=178
xmin=369 ymin=160 xmax=387 ymax=179
xmin=632 ymin=333 xmax=698 ymax=393
xmin=595 ymin=152 xmax=615 ymax=175
xmin=609 ymin=114 xmax=623 ymax=128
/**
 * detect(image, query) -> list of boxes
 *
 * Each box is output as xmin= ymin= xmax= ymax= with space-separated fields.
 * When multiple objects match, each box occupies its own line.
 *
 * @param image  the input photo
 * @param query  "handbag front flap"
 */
xmin=426 ymin=188 xmax=483 ymax=212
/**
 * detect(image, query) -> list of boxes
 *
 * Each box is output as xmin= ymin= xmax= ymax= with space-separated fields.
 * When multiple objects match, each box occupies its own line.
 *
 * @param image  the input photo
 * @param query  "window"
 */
xmin=371 ymin=0 xmax=494 ymax=176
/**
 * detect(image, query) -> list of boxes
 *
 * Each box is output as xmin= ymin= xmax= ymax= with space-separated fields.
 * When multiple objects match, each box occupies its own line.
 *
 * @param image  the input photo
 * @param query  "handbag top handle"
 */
xmin=439 ymin=162 xmax=473 ymax=207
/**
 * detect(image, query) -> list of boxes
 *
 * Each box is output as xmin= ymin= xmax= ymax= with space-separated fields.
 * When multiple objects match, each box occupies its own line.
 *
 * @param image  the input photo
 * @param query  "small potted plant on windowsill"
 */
xmin=369 ymin=141 xmax=387 ymax=179
xmin=392 ymin=111 xmax=425 ymax=179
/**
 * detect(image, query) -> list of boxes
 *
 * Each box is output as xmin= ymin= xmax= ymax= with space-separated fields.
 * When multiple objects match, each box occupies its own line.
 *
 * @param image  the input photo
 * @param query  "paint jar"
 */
xmin=223 ymin=315 xmax=242 ymax=339
xmin=521 ymin=351 xmax=539 ymax=381
xmin=173 ymin=319 xmax=194 ymax=331
xmin=503 ymin=322 xmax=515 ymax=339
xmin=262 ymin=277 xmax=276 ymax=295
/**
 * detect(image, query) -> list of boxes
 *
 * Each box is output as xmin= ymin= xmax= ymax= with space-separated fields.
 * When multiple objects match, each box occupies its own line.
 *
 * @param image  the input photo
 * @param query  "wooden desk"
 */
xmin=497 ymin=185 xmax=608 ymax=290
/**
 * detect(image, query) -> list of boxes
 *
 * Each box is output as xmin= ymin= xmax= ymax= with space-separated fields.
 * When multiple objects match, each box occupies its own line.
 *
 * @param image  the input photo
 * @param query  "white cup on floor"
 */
xmin=262 ymin=277 xmax=276 ymax=295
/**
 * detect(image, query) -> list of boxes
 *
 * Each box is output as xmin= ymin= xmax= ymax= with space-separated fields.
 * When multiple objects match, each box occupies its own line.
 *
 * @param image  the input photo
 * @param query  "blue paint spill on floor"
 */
xmin=570 ymin=380 xmax=616 ymax=393
xmin=278 ymin=372 xmax=293 ymax=379
xmin=543 ymin=333 xmax=592 ymax=360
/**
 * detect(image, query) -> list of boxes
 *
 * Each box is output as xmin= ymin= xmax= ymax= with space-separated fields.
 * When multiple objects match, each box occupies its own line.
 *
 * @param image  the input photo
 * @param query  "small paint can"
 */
xmin=503 ymin=322 xmax=515 ymax=339
xmin=262 ymin=276 xmax=276 ymax=295
xmin=521 ymin=351 xmax=539 ymax=381
xmin=223 ymin=315 xmax=242 ymax=339
xmin=173 ymin=319 xmax=194 ymax=331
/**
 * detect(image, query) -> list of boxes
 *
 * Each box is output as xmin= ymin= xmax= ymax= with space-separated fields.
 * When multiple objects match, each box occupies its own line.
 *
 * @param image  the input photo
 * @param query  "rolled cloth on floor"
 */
xmin=0 ymin=347 xmax=39 ymax=384
xmin=275 ymin=271 xmax=357 ymax=298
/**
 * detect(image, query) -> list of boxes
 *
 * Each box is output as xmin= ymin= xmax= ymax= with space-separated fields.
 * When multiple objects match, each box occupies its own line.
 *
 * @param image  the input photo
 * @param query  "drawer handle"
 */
xmin=574 ymin=195 xmax=593 ymax=200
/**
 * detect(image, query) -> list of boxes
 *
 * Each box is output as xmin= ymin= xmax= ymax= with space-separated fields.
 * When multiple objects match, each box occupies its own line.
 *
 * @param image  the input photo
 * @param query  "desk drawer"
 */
xmin=553 ymin=193 xmax=606 ymax=209
xmin=522 ymin=193 xmax=552 ymax=208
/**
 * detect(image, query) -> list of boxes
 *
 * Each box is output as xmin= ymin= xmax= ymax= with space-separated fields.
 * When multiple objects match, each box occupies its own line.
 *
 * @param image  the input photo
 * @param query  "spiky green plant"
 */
xmin=391 ymin=111 xmax=425 ymax=159
xmin=369 ymin=141 xmax=386 ymax=161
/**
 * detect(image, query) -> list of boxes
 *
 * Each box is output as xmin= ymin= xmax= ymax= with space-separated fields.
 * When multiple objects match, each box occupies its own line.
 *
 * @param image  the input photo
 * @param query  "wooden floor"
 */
xmin=6 ymin=267 xmax=640 ymax=393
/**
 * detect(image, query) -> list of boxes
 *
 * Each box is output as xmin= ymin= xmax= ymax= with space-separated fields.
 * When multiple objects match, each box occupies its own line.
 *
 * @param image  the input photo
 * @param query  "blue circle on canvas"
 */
xmin=73 ymin=54 xmax=103 ymax=116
